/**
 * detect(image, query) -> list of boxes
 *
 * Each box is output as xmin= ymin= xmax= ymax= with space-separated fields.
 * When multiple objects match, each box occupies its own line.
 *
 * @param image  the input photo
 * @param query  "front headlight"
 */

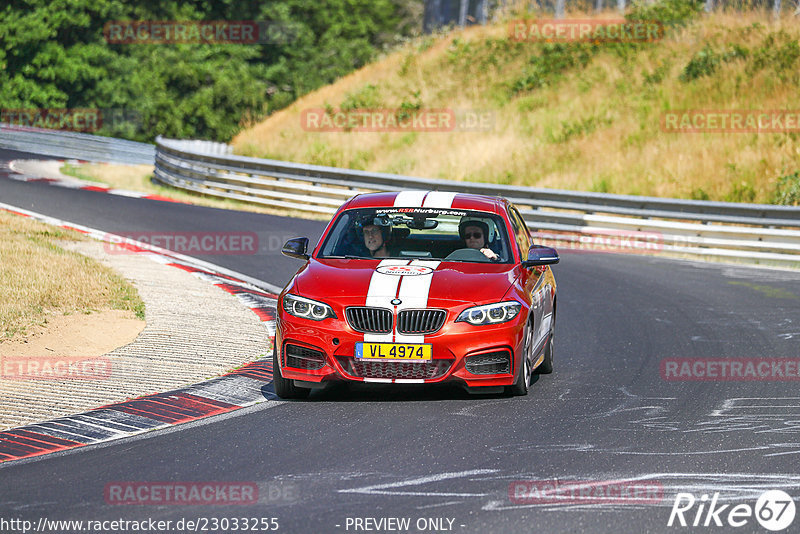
xmin=456 ymin=301 xmax=521 ymax=326
xmin=282 ymin=294 xmax=337 ymax=321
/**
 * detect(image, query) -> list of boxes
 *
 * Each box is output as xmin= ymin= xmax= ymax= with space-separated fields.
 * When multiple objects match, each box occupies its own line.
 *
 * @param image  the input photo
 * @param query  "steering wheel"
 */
xmin=444 ymin=248 xmax=491 ymax=262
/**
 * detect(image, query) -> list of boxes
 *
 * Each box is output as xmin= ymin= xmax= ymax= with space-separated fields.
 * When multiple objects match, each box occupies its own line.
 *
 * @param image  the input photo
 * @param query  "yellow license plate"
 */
xmin=355 ymin=342 xmax=432 ymax=361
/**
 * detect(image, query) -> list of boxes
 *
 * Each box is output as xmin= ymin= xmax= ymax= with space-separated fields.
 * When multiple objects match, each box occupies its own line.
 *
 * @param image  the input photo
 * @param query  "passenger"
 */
xmin=362 ymin=223 xmax=390 ymax=258
xmin=459 ymin=220 xmax=499 ymax=260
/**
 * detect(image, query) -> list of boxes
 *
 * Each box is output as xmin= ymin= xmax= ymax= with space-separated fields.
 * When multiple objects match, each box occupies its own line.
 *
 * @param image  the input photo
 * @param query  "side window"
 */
xmin=509 ymin=207 xmax=531 ymax=259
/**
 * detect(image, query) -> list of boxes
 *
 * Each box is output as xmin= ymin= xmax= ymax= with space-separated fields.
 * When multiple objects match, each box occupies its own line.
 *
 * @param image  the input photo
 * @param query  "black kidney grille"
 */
xmin=346 ymin=307 xmax=393 ymax=334
xmin=397 ymin=309 xmax=446 ymax=335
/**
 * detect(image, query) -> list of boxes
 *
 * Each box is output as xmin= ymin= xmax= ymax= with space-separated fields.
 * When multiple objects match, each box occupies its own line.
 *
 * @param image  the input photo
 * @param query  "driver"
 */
xmin=459 ymin=219 xmax=499 ymax=260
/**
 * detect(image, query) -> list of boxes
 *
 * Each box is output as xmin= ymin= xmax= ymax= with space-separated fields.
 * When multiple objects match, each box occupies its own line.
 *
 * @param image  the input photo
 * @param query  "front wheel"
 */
xmin=535 ymin=332 xmax=554 ymax=375
xmin=507 ymin=321 xmax=533 ymax=396
xmin=272 ymin=344 xmax=310 ymax=399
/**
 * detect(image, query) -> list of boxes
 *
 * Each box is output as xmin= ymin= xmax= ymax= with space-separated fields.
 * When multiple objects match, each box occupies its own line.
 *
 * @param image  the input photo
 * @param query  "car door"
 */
xmin=508 ymin=206 xmax=548 ymax=351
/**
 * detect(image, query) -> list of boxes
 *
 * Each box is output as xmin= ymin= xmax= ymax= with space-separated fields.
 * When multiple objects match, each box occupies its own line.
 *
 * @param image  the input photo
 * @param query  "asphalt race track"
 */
xmin=2 ymin=147 xmax=800 ymax=533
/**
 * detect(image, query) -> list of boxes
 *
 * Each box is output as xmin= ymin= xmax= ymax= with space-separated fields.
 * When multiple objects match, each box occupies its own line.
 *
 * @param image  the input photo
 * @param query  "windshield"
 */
xmin=318 ymin=207 xmax=513 ymax=263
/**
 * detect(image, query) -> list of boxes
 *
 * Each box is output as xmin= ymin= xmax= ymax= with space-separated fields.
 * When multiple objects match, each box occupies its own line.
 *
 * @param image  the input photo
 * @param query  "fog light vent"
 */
xmin=285 ymin=344 xmax=326 ymax=370
xmin=465 ymin=351 xmax=511 ymax=375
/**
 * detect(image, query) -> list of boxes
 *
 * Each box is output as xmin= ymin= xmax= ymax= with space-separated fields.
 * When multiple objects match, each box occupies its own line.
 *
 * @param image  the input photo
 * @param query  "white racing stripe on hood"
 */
xmin=364 ymin=259 xmax=409 ymax=342
xmin=422 ymin=191 xmax=456 ymax=208
xmin=393 ymin=260 xmax=441 ymax=343
xmin=363 ymin=191 xmax=453 ymax=345
xmin=394 ymin=190 xmax=428 ymax=207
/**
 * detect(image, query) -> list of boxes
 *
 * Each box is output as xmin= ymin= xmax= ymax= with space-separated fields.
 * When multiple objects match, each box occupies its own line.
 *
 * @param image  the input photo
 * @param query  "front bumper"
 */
xmin=276 ymin=312 xmax=526 ymax=388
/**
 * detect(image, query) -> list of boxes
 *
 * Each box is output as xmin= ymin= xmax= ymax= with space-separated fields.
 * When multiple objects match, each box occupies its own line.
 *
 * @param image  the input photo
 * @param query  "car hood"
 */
xmin=290 ymin=258 xmax=519 ymax=308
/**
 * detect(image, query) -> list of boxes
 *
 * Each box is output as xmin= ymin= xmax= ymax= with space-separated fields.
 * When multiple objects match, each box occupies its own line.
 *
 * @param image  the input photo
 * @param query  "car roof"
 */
xmin=342 ymin=191 xmax=508 ymax=214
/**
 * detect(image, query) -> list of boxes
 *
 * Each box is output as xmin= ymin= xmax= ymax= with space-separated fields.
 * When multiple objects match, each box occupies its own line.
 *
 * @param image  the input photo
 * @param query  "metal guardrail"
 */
xmin=154 ymin=136 xmax=800 ymax=266
xmin=4 ymin=126 xmax=795 ymax=265
xmin=0 ymin=124 xmax=154 ymax=165
xmin=163 ymin=139 xmax=232 ymax=157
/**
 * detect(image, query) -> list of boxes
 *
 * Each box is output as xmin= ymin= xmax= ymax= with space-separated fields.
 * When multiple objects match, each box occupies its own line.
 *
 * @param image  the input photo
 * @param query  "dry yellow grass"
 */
xmin=232 ymin=10 xmax=800 ymax=204
xmin=0 ymin=210 xmax=144 ymax=340
xmin=62 ymin=162 xmax=329 ymax=220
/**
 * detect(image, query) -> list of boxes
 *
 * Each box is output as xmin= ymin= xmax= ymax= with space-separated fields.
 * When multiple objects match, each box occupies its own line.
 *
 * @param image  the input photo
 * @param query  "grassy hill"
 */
xmin=232 ymin=2 xmax=800 ymax=205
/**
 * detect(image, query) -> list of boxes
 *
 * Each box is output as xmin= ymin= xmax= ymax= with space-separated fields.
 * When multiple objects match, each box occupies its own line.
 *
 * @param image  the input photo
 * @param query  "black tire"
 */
xmin=507 ymin=321 xmax=533 ymax=396
xmin=535 ymin=332 xmax=554 ymax=375
xmin=272 ymin=344 xmax=310 ymax=399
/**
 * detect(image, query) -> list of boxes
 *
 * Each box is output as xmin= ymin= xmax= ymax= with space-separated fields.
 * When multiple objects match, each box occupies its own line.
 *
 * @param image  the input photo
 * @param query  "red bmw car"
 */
xmin=274 ymin=191 xmax=558 ymax=398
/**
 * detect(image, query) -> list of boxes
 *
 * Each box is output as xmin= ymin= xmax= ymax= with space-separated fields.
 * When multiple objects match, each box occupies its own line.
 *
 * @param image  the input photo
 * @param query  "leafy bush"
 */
xmin=725 ymin=181 xmax=756 ymax=203
xmin=643 ymin=59 xmax=672 ymax=84
xmin=397 ymin=90 xmax=423 ymax=122
xmin=773 ymin=172 xmax=800 ymax=206
xmin=680 ymin=44 xmax=749 ymax=82
xmin=510 ymin=43 xmax=593 ymax=94
xmin=546 ymin=114 xmax=613 ymax=144
xmin=591 ymin=177 xmax=611 ymax=193
xmin=341 ymin=84 xmax=382 ymax=111
xmin=680 ymin=45 xmax=721 ymax=81
xmin=626 ymin=0 xmax=703 ymax=27
xmin=446 ymin=36 xmax=524 ymax=74
xmin=747 ymin=32 xmax=800 ymax=80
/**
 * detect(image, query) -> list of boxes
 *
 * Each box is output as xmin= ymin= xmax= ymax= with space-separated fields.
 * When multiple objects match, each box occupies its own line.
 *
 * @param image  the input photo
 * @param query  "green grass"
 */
xmin=60 ymin=162 xmax=104 ymax=183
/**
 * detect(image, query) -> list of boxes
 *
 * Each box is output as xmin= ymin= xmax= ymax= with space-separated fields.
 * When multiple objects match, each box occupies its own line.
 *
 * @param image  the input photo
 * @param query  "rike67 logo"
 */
xmin=668 ymin=490 xmax=796 ymax=531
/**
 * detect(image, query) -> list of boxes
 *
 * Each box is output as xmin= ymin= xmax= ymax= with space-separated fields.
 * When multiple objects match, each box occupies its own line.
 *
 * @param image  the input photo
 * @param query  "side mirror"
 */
xmin=281 ymin=237 xmax=309 ymax=260
xmin=522 ymin=245 xmax=559 ymax=268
